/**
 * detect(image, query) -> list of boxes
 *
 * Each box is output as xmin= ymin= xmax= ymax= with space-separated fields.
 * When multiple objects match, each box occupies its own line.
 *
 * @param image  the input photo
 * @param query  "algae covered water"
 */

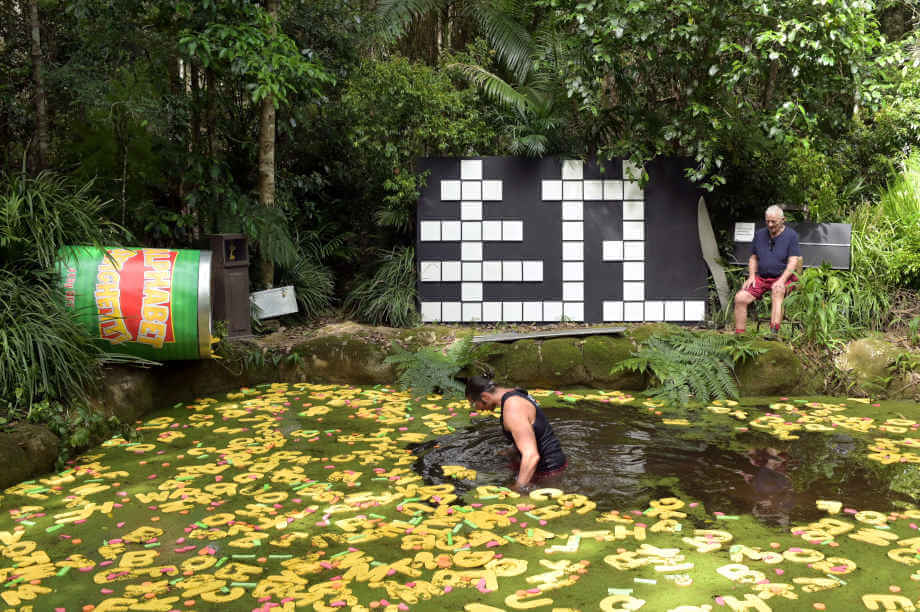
xmin=2 ymin=383 xmax=920 ymax=611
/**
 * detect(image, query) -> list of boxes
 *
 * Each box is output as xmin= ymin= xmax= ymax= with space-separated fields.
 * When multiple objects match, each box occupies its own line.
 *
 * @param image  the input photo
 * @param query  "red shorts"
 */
xmin=742 ymin=274 xmax=798 ymax=300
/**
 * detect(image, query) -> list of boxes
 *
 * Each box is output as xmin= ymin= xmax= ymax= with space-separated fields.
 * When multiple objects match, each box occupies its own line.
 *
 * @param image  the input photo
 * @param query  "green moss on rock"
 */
xmin=485 ymin=339 xmax=543 ymax=387
xmin=735 ymin=340 xmax=804 ymax=395
xmin=583 ymin=335 xmax=646 ymax=389
xmin=291 ymin=334 xmax=394 ymax=384
xmin=626 ymin=323 xmax=682 ymax=345
xmin=538 ymin=338 xmax=588 ymax=387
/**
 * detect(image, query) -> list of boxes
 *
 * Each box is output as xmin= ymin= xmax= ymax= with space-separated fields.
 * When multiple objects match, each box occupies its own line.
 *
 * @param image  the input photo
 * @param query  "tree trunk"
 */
xmin=28 ymin=0 xmax=49 ymax=170
xmin=257 ymin=0 xmax=280 ymax=288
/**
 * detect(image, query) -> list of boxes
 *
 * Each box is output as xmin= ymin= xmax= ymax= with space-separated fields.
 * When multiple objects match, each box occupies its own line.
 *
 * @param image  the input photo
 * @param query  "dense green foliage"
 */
xmin=1 ymin=0 xmax=918 ymax=419
xmin=612 ymin=330 xmax=767 ymax=407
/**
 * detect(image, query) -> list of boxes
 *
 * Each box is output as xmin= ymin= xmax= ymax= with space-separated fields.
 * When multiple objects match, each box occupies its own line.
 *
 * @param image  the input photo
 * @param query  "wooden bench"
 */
xmin=730 ymin=222 xmax=852 ymax=330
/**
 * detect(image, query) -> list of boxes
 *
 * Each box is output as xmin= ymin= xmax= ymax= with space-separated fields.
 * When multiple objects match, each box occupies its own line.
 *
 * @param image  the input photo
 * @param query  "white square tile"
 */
xmin=441 ymin=261 xmax=461 ymax=282
xmin=644 ymin=300 xmax=664 ymax=321
xmin=563 ymin=282 xmax=584 ymax=301
xmin=461 ymin=181 xmax=481 ymax=201
xmin=562 ymin=262 xmax=583 ymax=281
xmin=503 ymin=302 xmax=523 ymax=322
xmin=420 ymin=221 xmax=441 ymax=242
xmin=523 ymin=302 xmax=542 ymax=321
xmin=461 ymin=201 xmax=483 ymax=220
xmin=462 ymin=303 xmax=482 ymax=322
xmin=623 ymin=281 xmax=645 ymax=301
xmin=602 ymin=240 xmax=623 ymax=261
xmin=622 ymin=160 xmax=642 ymax=180
xmin=623 ymin=261 xmax=644 ymax=281
xmin=441 ymin=220 xmax=461 ymax=241
xmin=462 ymin=282 xmax=482 ymax=302
xmin=462 ymin=221 xmax=481 ymax=241
xmin=665 ymin=301 xmax=684 ymax=321
xmin=442 ymin=302 xmax=462 ymax=322
xmin=623 ymin=200 xmax=644 ymax=220
xmin=482 ymin=180 xmax=503 ymax=201
xmin=583 ymin=180 xmax=603 ymax=200
xmin=624 ymin=301 xmax=644 ymax=321
xmin=420 ymin=302 xmax=440 ymax=322
xmin=440 ymin=180 xmax=461 ymax=201
xmin=502 ymin=260 xmax=522 ymax=282
xmin=502 ymin=220 xmax=523 ymax=241
xmin=562 ymin=181 xmax=583 ymax=201
xmin=543 ymin=301 xmax=563 ymax=322
xmin=420 ymin=261 xmax=440 ymax=282
xmin=542 ymin=180 xmax=562 ymax=201
xmin=624 ymin=241 xmax=644 ymax=260
xmin=562 ymin=221 xmax=583 ymax=241
xmin=603 ymin=180 xmax=623 ymax=200
xmin=482 ymin=261 xmax=502 ymax=281
xmin=522 ymin=260 xmax=543 ymax=282
xmin=482 ymin=220 xmax=502 ymax=241
xmin=462 ymin=262 xmax=481 ymax=281
xmin=482 ymin=302 xmax=502 ymax=322
xmin=461 ymin=242 xmax=482 ymax=261
xmin=563 ymin=302 xmax=584 ymax=322
xmin=562 ymin=242 xmax=584 ymax=261
xmin=685 ymin=301 xmax=706 ymax=321
xmin=603 ymin=301 xmax=623 ymax=322
xmin=562 ymin=159 xmax=583 ymax=180
xmin=623 ymin=221 xmax=645 ymax=240
xmin=461 ymin=159 xmax=482 ymax=180
xmin=562 ymin=201 xmax=583 ymax=221
xmin=624 ymin=180 xmax=644 ymax=200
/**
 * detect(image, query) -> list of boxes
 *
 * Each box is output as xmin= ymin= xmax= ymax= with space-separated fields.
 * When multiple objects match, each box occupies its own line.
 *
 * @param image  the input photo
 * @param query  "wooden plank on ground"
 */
xmin=471 ymin=326 xmax=627 ymax=344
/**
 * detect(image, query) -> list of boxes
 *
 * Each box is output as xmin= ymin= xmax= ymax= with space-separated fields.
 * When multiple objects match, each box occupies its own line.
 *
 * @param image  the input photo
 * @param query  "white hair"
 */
xmin=765 ymin=205 xmax=785 ymax=219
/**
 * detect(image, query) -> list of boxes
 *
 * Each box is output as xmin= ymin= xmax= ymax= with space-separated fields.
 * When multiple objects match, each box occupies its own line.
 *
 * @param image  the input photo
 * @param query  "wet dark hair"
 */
xmin=464 ymin=375 xmax=495 ymax=401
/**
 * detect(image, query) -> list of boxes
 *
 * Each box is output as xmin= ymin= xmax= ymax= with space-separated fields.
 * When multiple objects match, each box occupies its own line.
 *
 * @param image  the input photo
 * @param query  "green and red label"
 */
xmin=59 ymin=246 xmax=208 ymax=360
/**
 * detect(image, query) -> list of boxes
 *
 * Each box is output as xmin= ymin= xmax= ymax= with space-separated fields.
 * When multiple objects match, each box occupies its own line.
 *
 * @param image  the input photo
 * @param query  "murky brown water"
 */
xmin=411 ymin=403 xmax=892 ymax=526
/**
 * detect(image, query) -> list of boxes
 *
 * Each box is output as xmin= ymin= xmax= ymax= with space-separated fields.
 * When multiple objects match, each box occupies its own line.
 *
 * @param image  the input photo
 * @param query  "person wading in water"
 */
xmin=465 ymin=376 xmax=567 ymax=492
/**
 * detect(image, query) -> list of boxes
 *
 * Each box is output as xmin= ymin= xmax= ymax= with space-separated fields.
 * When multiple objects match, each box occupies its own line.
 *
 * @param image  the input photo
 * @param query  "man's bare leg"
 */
xmin=734 ymin=290 xmax=755 ymax=332
xmin=770 ymin=284 xmax=787 ymax=330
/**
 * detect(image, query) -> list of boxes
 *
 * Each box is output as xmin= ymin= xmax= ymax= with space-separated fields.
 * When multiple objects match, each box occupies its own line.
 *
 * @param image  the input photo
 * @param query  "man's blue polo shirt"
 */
xmin=752 ymin=226 xmax=800 ymax=278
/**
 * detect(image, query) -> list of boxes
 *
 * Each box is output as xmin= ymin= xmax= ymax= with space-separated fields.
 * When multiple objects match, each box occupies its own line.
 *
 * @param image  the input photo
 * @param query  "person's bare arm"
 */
xmin=503 ymin=399 xmax=540 ymax=489
xmin=743 ymin=254 xmax=758 ymax=289
xmin=777 ymin=256 xmax=800 ymax=284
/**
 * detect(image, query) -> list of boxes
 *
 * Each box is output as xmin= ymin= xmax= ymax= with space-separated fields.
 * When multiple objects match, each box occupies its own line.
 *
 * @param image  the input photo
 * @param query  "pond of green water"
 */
xmin=2 ymin=384 xmax=920 ymax=612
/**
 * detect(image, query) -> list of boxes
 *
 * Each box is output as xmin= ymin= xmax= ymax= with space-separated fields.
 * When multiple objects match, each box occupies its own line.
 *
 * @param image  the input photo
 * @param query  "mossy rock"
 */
xmin=483 ymin=339 xmax=543 ymax=387
xmin=538 ymin=338 xmax=588 ymax=387
xmin=97 ymin=365 xmax=160 ymax=423
xmin=626 ymin=323 xmax=682 ymax=345
xmin=834 ymin=336 xmax=903 ymax=396
xmin=290 ymin=334 xmax=394 ymax=384
xmin=0 ymin=424 xmax=60 ymax=489
xmin=735 ymin=340 xmax=804 ymax=395
xmin=583 ymin=335 xmax=646 ymax=389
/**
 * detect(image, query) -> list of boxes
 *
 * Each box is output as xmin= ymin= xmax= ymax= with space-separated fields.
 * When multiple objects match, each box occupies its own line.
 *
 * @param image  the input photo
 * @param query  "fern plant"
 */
xmin=611 ymin=330 xmax=766 ymax=407
xmin=384 ymin=334 xmax=479 ymax=399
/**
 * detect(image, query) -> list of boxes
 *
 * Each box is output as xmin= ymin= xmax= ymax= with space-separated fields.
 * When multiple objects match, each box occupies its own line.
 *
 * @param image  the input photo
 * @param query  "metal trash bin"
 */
xmin=207 ymin=233 xmax=251 ymax=338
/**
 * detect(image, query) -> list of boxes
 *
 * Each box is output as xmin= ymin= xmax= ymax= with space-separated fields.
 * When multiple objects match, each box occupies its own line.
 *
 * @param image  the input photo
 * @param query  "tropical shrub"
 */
xmin=384 ymin=334 xmax=478 ymax=399
xmin=345 ymin=246 xmax=419 ymax=327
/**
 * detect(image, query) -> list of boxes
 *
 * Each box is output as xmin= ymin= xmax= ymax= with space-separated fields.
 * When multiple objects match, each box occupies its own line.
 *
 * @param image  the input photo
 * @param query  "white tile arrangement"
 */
xmin=419 ymin=158 xmax=706 ymax=323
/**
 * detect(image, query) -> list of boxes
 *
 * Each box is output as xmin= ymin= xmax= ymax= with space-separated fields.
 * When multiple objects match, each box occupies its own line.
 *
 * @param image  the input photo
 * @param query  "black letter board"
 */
xmin=416 ymin=157 xmax=708 ymax=323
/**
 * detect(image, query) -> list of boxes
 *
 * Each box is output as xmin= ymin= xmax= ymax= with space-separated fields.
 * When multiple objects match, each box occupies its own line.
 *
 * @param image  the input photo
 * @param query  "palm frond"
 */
xmin=375 ymin=0 xmax=445 ymax=40
xmin=448 ymin=62 xmax=533 ymax=114
xmin=467 ymin=0 xmax=535 ymax=82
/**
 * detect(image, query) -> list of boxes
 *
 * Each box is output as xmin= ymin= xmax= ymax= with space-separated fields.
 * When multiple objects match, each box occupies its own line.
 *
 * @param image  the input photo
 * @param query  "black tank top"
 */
xmin=500 ymin=389 xmax=566 ymax=472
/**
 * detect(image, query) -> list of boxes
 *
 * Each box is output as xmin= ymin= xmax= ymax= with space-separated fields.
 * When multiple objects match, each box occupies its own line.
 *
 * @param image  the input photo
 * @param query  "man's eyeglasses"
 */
xmin=769 ymin=237 xmax=775 ymax=252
